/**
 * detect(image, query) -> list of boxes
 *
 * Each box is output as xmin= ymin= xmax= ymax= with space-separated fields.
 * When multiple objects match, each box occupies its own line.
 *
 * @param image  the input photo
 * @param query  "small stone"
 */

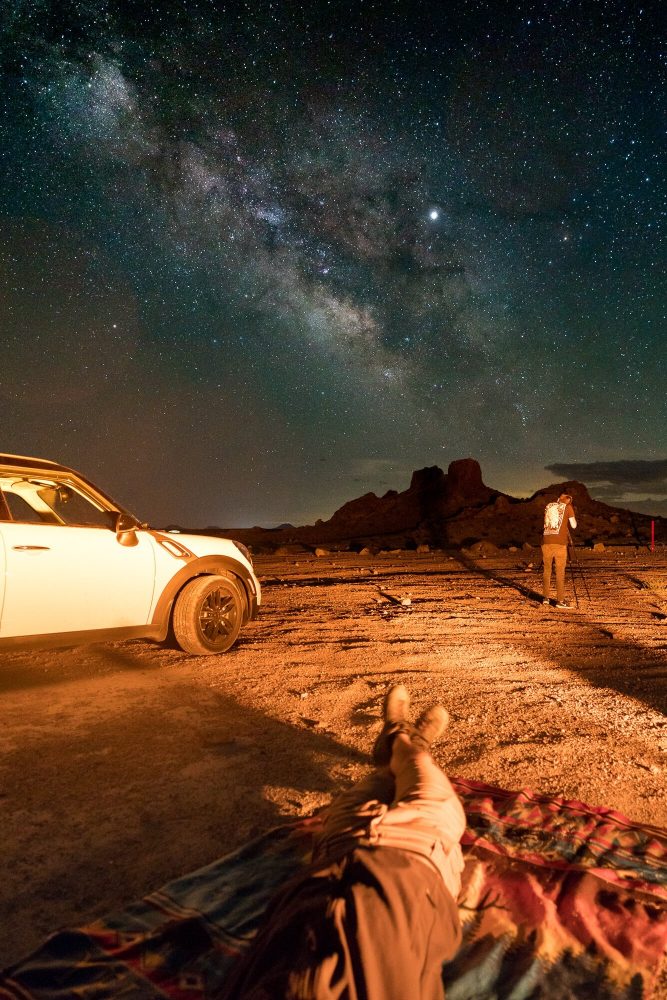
xmin=635 ymin=759 xmax=659 ymax=773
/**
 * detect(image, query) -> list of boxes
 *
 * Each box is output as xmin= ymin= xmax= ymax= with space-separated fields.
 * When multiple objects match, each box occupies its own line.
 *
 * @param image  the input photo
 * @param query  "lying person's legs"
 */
xmin=391 ymin=708 xmax=463 ymax=833
xmin=219 ymin=684 xmax=465 ymax=1000
xmin=376 ymin=707 xmax=466 ymax=899
xmin=314 ymin=686 xmax=465 ymax=900
xmin=312 ymin=684 xmax=409 ymax=860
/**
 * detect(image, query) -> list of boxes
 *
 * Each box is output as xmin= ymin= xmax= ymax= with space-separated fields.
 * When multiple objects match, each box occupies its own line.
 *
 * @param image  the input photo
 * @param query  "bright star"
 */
xmin=429 ymin=210 xmax=439 ymax=221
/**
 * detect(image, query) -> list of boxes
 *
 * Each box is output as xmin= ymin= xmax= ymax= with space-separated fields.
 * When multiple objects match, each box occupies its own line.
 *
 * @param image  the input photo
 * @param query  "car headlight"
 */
xmin=232 ymin=540 xmax=253 ymax=565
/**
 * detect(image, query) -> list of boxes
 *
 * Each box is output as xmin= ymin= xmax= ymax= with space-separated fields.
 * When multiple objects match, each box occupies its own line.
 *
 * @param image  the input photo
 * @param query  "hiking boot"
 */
xmin=555 ymin=600 xmax=570 ymax=609
xmin=383 ymin=684 xmax=410 ymax=725
xmin=412 ymin=704 xmax=449 ymax=751
xmin=372 ymin=684 xmax=411 ymax=765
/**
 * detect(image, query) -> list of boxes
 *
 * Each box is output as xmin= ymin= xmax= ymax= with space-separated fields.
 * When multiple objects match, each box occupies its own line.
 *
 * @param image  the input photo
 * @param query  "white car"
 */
xmin=0 ymin=453 xmax=261 ymax=655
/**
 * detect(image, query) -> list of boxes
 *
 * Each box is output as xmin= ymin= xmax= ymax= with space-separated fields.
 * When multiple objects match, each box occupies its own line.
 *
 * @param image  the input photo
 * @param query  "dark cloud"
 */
xmin=545 ymin=460 xmax=667 ymax=494
xmin=616 ymin=499 xmax=667 ymax=518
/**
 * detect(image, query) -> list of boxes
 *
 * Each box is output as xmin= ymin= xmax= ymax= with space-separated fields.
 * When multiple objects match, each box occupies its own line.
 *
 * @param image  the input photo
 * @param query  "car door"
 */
xmin=0 ymin=474 xmax=157 ymax=639
xmin=0 ymin=520 xmax=157 ymax=638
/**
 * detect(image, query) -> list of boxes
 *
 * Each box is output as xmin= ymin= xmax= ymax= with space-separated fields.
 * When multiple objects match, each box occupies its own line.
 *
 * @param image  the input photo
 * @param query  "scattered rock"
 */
xmin=377 ymin=588 xmax=410 ymax=606
xmin=300 ymin=717 xmax=322 ymax=729
xmin=636 ymin=760 xmax=661 ymax=774
xmin=468 ymin=540 xmax=501 ymax=558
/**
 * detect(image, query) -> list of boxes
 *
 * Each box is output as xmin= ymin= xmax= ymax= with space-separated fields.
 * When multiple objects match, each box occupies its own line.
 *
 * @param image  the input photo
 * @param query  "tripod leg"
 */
xmin=579 ymin=553 xmax=591 ymax=601
xmin=568 ymin=548 xmax=579 ymax=607
xmin=571 ymin=550 xmax=591 ymax=601
xmin=568 ymin=533 xmax=590 ymax=603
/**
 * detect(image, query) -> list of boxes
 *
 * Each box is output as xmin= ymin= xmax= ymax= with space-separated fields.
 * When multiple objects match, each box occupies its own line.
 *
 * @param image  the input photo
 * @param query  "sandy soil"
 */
xmin=1 ymin=548 xmax=666 ymax=970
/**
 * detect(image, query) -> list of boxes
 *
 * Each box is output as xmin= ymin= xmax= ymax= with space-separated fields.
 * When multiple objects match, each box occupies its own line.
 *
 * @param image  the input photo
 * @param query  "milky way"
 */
xmin=1 ymin=1 xmax=664 ymax=525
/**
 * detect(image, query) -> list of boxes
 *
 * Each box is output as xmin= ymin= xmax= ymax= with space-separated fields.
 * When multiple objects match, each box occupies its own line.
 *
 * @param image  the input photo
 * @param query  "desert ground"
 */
xmin=0 ymin=547 xmax=666 ymax=970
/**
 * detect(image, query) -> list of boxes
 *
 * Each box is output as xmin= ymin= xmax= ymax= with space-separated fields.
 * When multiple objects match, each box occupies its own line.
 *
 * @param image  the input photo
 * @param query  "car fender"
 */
xmin=151 ymin=555 xmax=260 ymax=639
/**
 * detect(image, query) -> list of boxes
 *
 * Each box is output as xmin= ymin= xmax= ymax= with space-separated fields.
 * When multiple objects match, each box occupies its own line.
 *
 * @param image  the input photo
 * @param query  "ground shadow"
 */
xmin=0 ymin=641 xmax=167 ymax=693
xmin=0 ymin=692 xmax=371 ymax=967
xmin=0 ymin=633 xmax=269 ymax=694
xmin=448 ymin=552 xmax=667 ymax=717
xmin=450 ymin=550 xmax=542 ymax=602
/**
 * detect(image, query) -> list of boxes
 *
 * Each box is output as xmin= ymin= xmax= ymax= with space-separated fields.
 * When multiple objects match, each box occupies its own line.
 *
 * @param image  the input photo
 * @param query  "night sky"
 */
xmin=1 ymin=1 xmax=665 ymax=527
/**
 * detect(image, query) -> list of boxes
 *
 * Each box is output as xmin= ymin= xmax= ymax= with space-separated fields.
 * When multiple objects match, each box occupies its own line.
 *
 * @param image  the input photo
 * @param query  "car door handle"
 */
xmin=12 ymin=545 xmax=51 ymax=551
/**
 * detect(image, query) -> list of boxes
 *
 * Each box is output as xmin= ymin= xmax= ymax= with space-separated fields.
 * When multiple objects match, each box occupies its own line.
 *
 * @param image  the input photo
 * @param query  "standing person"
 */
xmin=542 ymin=492 xmax=577 ymax=608
xmin=218 ymin=684 xmax=466 ymax=1000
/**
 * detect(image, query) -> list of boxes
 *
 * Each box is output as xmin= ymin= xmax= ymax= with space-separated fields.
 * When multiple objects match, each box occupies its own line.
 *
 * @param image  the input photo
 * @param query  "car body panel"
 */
xmin=0 ymin=522 xmax=157 ymax=636
xmin=0 ymin=453 xmax=261 ymax=653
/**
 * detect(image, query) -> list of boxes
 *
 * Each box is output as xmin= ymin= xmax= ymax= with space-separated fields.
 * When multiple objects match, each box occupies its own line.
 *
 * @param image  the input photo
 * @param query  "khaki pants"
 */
xmin=542 ymin=542 xmax=568 ymax=602
xmin=222 ymin=747 xmax=466 ymax=1000
xmin=313 ymin=747 xmax=466 ymax=901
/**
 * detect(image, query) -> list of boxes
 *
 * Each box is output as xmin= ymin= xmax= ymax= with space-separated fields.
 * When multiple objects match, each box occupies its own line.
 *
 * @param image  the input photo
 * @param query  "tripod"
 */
xmin=567 ymin=532 xmax=591 ymax=606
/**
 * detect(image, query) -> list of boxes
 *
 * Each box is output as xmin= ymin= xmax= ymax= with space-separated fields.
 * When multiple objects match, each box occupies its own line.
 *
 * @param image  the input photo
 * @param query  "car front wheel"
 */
xmin=172 ymin=575 xmax=244 ymax=654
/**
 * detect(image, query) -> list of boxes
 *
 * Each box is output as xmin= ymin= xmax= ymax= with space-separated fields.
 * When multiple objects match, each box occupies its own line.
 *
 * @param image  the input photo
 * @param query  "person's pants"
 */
xmin=220 ymin=746 xmax=466 ymax=1000
xmin=313 ymin=745 xmax=466 ymax=901
xmin=542 ymin=542 xmax=568 ymax=602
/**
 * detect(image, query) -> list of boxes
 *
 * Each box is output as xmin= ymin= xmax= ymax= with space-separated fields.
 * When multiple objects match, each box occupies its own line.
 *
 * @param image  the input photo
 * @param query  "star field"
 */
xmin=0 ymin=1 xmax=665 ymax=525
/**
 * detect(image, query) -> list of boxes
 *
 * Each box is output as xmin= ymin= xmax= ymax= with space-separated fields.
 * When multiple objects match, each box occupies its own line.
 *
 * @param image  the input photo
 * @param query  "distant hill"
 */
xmin=173 ymin=458 xmax=665 ymax=553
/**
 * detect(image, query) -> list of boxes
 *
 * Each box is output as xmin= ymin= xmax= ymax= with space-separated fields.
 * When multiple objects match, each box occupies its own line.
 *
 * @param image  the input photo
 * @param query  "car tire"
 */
xmin=172 ymin=574 xmax=244 ymax=655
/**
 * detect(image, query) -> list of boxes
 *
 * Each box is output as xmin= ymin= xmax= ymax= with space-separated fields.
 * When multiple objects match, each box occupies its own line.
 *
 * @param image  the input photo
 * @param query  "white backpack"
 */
xmin=544 ymin=501 xmax=566 ymax=534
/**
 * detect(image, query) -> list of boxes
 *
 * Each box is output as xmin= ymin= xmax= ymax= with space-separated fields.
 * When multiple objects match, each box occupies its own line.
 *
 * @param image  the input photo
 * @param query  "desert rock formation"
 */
xmin=190 ymin=459 xmax=664 ymax=553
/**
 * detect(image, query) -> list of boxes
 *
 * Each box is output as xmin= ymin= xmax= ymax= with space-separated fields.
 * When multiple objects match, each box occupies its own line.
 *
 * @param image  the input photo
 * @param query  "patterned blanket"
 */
xmin=1 ymin=779 xmax=666 ymax=999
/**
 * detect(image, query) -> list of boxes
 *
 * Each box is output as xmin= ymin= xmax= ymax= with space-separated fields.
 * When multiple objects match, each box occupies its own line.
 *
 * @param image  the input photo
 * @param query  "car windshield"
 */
xmin=69 ymin=471 xmax=141 ymax=522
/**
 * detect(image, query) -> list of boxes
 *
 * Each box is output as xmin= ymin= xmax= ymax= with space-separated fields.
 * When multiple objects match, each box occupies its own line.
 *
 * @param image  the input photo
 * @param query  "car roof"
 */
xmin=0 ymin=454 xmax=74 ymax=474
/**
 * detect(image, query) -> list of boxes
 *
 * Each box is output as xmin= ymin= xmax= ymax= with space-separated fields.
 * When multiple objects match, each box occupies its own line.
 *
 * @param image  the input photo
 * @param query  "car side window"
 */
xmin=0 ymin=478 xmax=113 ymax=528
xmin=3 ymin=492 xmax=46 ymax=523
xmin=0 ymin=489 xmax=11 ymax=521
xmin=44 ymin=484 xmax=112 ymax=528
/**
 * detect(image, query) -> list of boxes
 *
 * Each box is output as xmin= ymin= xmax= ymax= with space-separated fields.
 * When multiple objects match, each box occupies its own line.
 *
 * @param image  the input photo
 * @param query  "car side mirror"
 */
xmin=115 ymin=512 xmax=140 ymax=547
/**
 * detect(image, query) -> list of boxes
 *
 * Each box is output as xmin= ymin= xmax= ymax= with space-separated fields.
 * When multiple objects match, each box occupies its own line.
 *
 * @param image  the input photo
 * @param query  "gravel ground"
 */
xmin=1 ymin=548 xmax=665 ymax=970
